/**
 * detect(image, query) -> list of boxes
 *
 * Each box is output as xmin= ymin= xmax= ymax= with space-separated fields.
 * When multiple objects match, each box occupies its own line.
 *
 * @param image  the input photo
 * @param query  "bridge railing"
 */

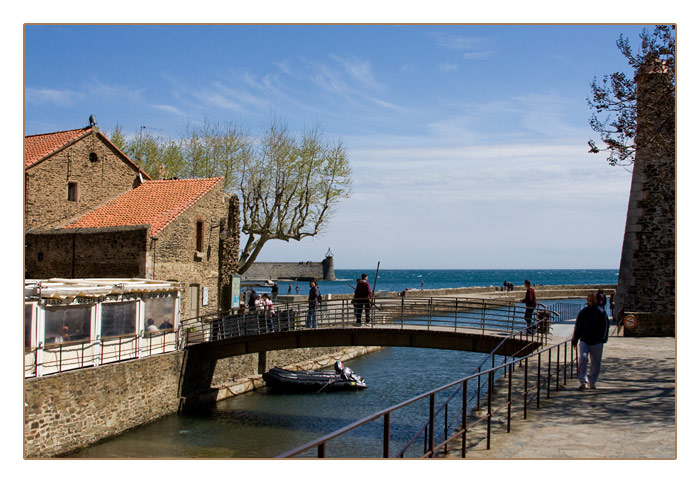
xmin=277 ymin=337 xmax=578 ymax=458
xmin=178 ymin=296 xmax=558 ymax=346
xmin=546 ymin=302 xmax=584 ymax=323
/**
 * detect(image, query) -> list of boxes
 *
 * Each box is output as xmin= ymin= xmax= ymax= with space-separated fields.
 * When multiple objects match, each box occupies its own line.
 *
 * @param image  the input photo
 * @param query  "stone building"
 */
xmin=24 ymin=125 xmax=150 ymax=230
xmin=24 ymin=123 xmax=240 ymax=318
xmin=26 ymin=177 xmax=240 ymax=319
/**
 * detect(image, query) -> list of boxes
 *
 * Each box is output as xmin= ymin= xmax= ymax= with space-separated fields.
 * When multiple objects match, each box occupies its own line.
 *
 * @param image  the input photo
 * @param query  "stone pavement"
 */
xmin=446 ymin=328 xmax=676 ymax=459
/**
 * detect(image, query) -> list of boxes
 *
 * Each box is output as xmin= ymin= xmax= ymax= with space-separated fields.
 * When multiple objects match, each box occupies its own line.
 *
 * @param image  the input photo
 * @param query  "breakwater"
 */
xmin=242 ymin=256 xmax=336 ymax=281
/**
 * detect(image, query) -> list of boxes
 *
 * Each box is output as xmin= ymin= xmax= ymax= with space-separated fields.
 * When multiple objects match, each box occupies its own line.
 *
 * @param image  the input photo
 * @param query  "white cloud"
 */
xmin=25 ymin=87 xmax=83 ymax=107
xmin=329 ymin=54 xmax=383 ymax=90
xmin=439 ymin=62 xmax=458 ymax=72
xmin=150 ymin=104 xmax=184 ymax=116
xmin=430 ymin=32 xmax=494 ymax=60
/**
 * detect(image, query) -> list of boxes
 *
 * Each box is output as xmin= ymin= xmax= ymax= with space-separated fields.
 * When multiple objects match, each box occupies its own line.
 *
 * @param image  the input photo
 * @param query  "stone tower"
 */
xmin=615 ymin=59 xmax=675 ymax=335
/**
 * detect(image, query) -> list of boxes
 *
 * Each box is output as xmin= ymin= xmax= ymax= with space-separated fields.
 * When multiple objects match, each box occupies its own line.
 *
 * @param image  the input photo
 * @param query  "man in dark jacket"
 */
xmin=306 ymin=280 xmax=321 ymax=328
xmin=352 ymin=273 xmax=373 ymax=326
xmin=573 ymin=292 xmax=610 ymax=390
xmin=521 ymin=279 xmax=537 ymax=334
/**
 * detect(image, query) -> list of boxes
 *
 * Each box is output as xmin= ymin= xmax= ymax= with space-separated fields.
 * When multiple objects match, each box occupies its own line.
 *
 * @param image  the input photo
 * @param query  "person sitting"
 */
xmin=146 ymin=318 xmax=159 ymax=333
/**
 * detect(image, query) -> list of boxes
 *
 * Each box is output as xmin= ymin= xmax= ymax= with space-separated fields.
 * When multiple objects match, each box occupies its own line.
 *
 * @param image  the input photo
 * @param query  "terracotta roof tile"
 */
xmin=24 ymin=128 xmax=91 ymax=168
xmin=24 ymin=126 xmax=151 ymax=180
xmin=63 ymin=178 xmax=224 ymax=236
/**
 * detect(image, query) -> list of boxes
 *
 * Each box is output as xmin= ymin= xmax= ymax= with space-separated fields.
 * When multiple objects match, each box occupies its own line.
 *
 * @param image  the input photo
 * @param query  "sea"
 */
xmin=279 ymin=268 xmax=618 ymax=296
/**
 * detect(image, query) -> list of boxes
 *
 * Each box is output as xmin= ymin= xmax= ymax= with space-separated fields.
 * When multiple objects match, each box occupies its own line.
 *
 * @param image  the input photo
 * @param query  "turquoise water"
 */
xmin=281 ymin=268 xmax=618 ymax=295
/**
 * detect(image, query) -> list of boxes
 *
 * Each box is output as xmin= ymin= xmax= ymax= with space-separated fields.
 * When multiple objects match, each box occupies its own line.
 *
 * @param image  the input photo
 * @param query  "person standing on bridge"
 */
xmin=520 ymin=279 xmax=537 ymax=334
xmin=573 ymin=292 xmax=610 ymax=390
xmin=262 ymin=293 xmax=275 ymax=332
xmin=306 ymin=279 xmax=321 ymax=328
xmin=352 ymin=273 xmax=373 ymax=326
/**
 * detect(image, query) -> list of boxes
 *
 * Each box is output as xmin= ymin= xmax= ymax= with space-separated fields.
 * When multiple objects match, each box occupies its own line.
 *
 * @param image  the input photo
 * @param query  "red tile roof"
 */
xmin=24 ymin=126 xmax=150 ymax=179
xmin=24 ymin=128 xmax=91 ymax=168
xmin=63 ymin=177 xmax=224 ymax=236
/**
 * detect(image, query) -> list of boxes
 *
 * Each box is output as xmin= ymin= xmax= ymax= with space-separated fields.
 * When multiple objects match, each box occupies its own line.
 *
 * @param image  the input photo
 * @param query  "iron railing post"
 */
xmin=428 ymin=299 xmax=433 ymax=328
xmin=556 ymin=345 xmax=560 ymax=390
xmin=523 ymin=357 xmax=528 ymax=420
xmin=537 ymin=352 xmax=541 ymax=409
xmin=487 ymin=371 xmax=493 ymax=449
xmin=383 ymin=413 xmax=391 ymax=458
xmin=455 ymin=299 xmax=458 ymax=331
xmin=547 ymin=349 xmax=552 ymax=398
xmin=428 ymin=393 xmax=435 ymax=456
xmin=461 ymin=379 xmax=467 ymax=458
xmin=444 ymin=401 xmax=449 ymax=455
xmin=476 ymin=370 xmax=481 ymax=411
xmin=507 ymin=362 xmax=512 ymax=433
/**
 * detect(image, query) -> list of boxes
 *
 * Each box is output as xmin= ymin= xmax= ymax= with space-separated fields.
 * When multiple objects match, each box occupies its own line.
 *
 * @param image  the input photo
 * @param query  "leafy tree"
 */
xmin=107 ymin=125 xmax=185 ymax=179
xmin=108 ymin=124 xmax=128 ymax=152
xmin=587 ymin=25 xmax=675 ymax=167
xmin=179 ymin=118 xmax=251 ymax=192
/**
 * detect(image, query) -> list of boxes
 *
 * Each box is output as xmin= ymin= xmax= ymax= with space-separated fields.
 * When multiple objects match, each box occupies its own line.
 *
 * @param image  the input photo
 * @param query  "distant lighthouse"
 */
xmin=322 ymin=247 xmax=336 ymax=281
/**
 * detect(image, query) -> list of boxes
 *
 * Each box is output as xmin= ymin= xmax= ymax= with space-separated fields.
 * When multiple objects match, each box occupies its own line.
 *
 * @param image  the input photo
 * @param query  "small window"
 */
xmin=68 ymin=182 xmax=78 ymax=202
xmin=196 ymin=220 xmax=204 ymax=252
xmin=89 ymin=152 xmax=99 ymax=163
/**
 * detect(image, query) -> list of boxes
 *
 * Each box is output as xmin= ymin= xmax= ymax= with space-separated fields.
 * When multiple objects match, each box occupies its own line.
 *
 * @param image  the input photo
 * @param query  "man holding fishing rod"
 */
xmin=352 ymin=273 xmax=373 ymax=326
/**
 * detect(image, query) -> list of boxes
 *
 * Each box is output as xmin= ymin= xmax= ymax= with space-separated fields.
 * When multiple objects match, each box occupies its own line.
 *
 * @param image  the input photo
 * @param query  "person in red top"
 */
xmin=521 ymin=279 xmax=537 ymax=335
xmin=352 ymin=273 xmax=373 ymax=326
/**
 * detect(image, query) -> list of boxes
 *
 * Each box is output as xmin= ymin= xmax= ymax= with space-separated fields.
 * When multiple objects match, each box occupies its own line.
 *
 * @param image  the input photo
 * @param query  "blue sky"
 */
xmin=21 ymin=21 xmax=667 ymax=269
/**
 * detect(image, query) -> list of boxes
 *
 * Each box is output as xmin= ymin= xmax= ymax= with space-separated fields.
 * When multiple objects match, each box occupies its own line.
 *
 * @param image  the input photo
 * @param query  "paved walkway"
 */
xmin=446 ymin=328 xmax=676 ymax=459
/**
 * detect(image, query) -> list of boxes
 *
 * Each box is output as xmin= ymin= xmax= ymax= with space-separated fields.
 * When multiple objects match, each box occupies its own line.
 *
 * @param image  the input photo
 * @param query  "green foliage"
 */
xmin=587 ymin=25 xmax=675 ymax=167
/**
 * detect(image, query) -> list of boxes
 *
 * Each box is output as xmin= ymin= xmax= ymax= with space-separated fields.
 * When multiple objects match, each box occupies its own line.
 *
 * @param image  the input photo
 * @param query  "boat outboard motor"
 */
xmin=341 ymin=366 xmax=353 ymax=381
xmin=334 ymin=361 xmax=344 ymax=373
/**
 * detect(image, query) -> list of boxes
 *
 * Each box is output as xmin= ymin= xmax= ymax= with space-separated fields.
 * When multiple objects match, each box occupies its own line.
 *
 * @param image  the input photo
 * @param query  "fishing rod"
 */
xmin=371 ymin=261 xmax=380 ymax=310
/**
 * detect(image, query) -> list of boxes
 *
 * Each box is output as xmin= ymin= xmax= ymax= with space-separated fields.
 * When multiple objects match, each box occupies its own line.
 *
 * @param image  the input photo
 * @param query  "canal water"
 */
xmin=70 ymin=346 xmax=491 ymax=458
xmin=69 ymin=297 xmax=586 ymax=459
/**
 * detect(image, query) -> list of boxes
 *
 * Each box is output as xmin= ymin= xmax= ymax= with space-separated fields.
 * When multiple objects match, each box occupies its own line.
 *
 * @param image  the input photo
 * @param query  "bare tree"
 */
xmin=109 ymin=118 xmax=352 ymax=275
xmin=237 ymin=121 xmax=351 ymax=274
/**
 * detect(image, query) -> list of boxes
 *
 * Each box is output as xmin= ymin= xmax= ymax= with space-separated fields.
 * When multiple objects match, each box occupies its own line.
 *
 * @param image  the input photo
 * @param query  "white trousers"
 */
xmin=578 ymin=341 xmax=604 ymax=384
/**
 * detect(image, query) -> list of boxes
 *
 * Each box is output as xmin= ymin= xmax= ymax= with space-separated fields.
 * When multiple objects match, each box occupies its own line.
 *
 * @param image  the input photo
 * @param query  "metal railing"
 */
xmin=546 ymin=302 xmax=585 ymax=323
xmin=277 ymin=337 xmax=577 ymax=458
xmin=24 ymin=329 xmax=178 ymax=377
xmin=179 ymin=296 xmax=557 ymax=346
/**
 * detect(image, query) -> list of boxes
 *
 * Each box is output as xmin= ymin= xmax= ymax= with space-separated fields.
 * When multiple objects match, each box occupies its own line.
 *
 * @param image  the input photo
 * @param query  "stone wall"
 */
xmin=615 ymin=62 xmax=675 ymax=320
xmin=25 ymin=226 xmax=149 ymax=279
xmin=25 ymin=129 xmax=144 ymax=230
xmin=622 ymin=312 xmax=675 ymax=337
xmin=242 ymin=259 xmax=335 ymax=281
xmin=150 ymin=183 xmax=232 ymax=319
xmin=24 ymin=344 xmax=373 ymax=458
xmin=24 ymin=351 xmax=185 ymax=458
